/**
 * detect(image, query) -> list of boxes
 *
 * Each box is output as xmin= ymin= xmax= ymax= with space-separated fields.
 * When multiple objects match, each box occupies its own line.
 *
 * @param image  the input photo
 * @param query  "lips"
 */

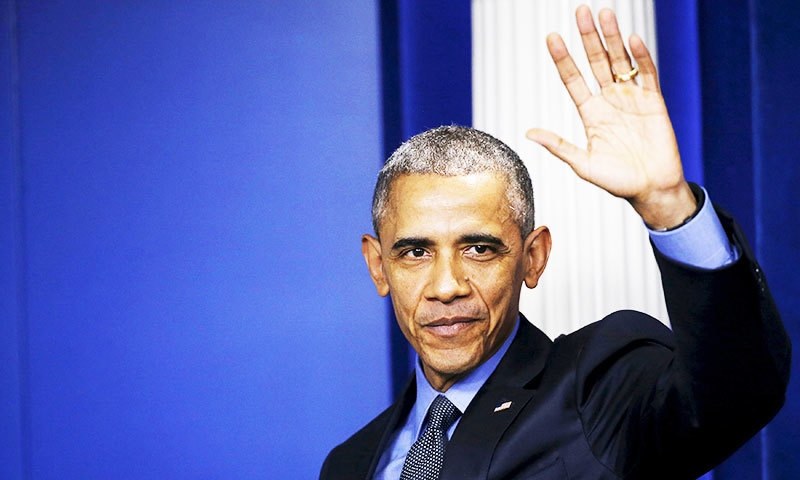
xmin=425 ymin=316 xmax=475 ymax=327
xmin=423 ymin=317 xmax=479 ymax=338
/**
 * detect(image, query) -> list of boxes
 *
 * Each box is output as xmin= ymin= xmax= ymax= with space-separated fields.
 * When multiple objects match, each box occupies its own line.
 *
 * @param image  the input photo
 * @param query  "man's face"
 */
xmin=362 ymin=172 xmax=550 ymax=391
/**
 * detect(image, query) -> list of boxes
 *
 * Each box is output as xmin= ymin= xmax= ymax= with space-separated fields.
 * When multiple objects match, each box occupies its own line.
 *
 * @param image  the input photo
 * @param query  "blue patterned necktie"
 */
xmin=400 ymin=394 xmax=462 ymax=480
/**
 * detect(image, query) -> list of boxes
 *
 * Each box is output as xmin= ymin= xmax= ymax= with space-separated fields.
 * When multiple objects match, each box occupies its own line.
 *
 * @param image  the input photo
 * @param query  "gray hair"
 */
xmin=371 ymin=125 xmax=535 ymax=236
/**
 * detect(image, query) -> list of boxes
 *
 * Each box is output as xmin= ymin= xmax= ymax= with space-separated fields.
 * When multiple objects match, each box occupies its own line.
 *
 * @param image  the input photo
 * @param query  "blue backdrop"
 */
xmin=2 ymin=1 xmax=389 ymax=478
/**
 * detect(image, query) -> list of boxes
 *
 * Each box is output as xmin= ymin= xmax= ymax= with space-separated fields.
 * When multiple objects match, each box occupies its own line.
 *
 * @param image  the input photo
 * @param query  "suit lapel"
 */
xmin=360 ymin=375 xmax=417 ymax=478
xmin=440 ymin=318 xmax=552 ymax=479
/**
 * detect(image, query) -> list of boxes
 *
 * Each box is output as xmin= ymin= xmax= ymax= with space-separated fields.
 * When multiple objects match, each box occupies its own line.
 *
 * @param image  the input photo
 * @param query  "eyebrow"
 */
xmin=459 ymin=233 xmax=507 ymax=248
xmin=391 ymin=237 xmax=434 ymax=251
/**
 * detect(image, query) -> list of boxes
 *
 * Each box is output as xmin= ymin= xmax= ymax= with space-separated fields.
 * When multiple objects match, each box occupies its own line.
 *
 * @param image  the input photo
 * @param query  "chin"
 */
xmin=425 ymin=347 xmax=483 ymax=377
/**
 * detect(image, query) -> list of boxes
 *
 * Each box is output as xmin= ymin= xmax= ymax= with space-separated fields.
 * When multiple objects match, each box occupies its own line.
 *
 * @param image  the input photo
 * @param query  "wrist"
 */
xmin=633 ymin=181 xmax=698 ymax=230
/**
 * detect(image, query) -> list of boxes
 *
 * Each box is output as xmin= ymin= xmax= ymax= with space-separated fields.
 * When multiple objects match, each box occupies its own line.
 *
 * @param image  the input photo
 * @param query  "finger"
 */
xmin=575 ymin=5 xmax=614 ymax=87
xmin=525 ymin=128 xmax=589 ymax=173
xmin=598 ymin=9 xmax=634 ymax=83
xmin=545 ymin=33 xmax=592 ymax=107
xmin=630 ymin=34 xmax=660 ymax=92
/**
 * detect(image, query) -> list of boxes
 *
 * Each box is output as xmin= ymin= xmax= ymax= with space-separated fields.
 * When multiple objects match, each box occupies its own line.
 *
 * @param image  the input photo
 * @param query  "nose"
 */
xmin=424 ymin=254 xmax=471 ymax=303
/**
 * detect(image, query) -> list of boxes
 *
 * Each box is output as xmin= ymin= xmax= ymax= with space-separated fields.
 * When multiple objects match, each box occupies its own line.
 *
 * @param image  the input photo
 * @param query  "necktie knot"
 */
xmin=426 ymin=395 xmax=461 ymax=431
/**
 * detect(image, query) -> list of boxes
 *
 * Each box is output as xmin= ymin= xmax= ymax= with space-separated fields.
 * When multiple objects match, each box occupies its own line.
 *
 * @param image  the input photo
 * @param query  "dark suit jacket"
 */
xmin=321 ymin=211 xmax=791 ymax=479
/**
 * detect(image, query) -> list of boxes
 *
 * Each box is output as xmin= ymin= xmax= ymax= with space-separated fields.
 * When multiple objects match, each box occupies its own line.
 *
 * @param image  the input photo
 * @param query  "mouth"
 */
xmin=423 ymin=317 xmax=480 ymax=338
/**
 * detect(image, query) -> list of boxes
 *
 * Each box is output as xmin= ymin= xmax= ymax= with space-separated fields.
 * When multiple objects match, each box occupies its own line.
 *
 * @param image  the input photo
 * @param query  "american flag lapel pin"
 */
xmin=493 ymin=400 xmax=512 ymax=413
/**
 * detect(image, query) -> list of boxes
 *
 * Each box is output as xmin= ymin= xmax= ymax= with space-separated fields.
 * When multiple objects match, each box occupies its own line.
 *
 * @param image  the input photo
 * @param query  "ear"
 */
xmin=362 ymin=234 xmax=390 ymax=296
xmin=522 ymin=226 xmax=551 ymax=289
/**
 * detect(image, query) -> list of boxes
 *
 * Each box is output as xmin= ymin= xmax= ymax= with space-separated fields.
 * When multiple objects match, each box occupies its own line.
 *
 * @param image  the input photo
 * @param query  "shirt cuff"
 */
xmin=648 ymin=186 xmax=740 ymax=269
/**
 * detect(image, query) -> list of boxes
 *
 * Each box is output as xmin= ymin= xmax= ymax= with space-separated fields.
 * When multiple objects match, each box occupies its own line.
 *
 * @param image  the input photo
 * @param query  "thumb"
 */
xmin=525 ymin=128 xmax=588 ymax=172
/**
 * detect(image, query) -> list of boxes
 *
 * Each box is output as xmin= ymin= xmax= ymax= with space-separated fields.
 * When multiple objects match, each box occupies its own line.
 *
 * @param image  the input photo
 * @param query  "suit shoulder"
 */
xmin=555 ymin=310 xmax=673 ymax=351
xmin=320 ymin=403 xmax=395 ymax=479
xmin=551 ymin=310 xmax=675 ymax=387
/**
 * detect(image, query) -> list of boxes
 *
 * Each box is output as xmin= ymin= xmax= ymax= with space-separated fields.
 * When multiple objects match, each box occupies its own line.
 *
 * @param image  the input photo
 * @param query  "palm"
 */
xmin=526 ymin=6 xmax=695 ymax=228
xmin=576 ymin=83 xmax=681 ymax=201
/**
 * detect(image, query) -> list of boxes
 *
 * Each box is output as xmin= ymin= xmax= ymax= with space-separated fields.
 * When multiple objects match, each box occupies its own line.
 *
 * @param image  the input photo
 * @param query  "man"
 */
xmin=321 ymin=6 xmax=790 ymax=480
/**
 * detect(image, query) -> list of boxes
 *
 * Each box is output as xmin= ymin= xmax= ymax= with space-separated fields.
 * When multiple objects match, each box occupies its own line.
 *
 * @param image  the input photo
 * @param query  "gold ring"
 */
xmin=613 ymin=66 xmax=639 ymax=82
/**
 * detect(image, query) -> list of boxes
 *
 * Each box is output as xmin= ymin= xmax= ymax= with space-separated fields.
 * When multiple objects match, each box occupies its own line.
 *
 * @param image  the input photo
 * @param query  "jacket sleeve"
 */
xmin=576 ymin=208 xmax=791 ymax=479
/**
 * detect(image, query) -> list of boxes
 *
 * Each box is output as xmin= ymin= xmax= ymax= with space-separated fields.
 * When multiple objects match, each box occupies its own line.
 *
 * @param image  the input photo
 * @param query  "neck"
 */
xmin=423 ymin=368 xmax=462 ymax=393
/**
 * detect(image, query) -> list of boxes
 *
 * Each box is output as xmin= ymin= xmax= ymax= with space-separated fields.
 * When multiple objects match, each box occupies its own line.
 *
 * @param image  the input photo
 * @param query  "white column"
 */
xmin=472 ymin=0 xmax=668 ymax=338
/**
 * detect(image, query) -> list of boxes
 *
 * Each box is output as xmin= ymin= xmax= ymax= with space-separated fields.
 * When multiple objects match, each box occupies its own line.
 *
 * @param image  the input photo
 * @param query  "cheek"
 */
xmin=464 ymin=262 xmax=516 ymax=298
xmin=386 ymin=269 xmax=426 ymax=320
xmin=464 ymin=262 xmax=522 ymax=328
xmin=390 ymin=269 xmax=423 ymax=295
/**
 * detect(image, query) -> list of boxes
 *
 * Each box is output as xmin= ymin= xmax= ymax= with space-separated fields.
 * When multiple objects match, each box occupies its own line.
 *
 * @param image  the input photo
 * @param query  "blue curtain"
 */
xmin=657 ymin=0 xmax=800 ymax=478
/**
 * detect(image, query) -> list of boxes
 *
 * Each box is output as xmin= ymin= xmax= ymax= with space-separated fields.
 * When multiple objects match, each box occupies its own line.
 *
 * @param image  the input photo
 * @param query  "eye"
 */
xmin=465 ymin=245 xmax=495 ymax=256
xmin=402 ymin=248 xmax=428 ymax=258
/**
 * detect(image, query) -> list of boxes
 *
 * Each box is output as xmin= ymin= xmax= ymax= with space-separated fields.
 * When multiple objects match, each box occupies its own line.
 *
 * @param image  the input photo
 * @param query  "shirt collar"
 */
xmin=411 ymin=317 xmax=520 ymax=438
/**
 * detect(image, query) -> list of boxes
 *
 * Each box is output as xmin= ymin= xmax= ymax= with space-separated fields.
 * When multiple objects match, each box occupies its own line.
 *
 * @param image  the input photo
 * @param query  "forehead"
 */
xmin=382 ymin=172 xmax=515 ymax=238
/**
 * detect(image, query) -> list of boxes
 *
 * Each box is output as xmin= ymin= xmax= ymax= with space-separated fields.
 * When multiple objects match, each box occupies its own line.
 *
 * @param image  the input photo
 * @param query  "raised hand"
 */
xmin=525 ymin=5 xmax=696 ymax=230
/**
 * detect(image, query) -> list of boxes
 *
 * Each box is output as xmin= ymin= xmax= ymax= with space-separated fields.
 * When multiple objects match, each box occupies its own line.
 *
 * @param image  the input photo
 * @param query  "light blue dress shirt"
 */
xmin=649 ymin=187 xmax=738 ymax=268
xmin=374 ymin=187 xmax=737 ymax=479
